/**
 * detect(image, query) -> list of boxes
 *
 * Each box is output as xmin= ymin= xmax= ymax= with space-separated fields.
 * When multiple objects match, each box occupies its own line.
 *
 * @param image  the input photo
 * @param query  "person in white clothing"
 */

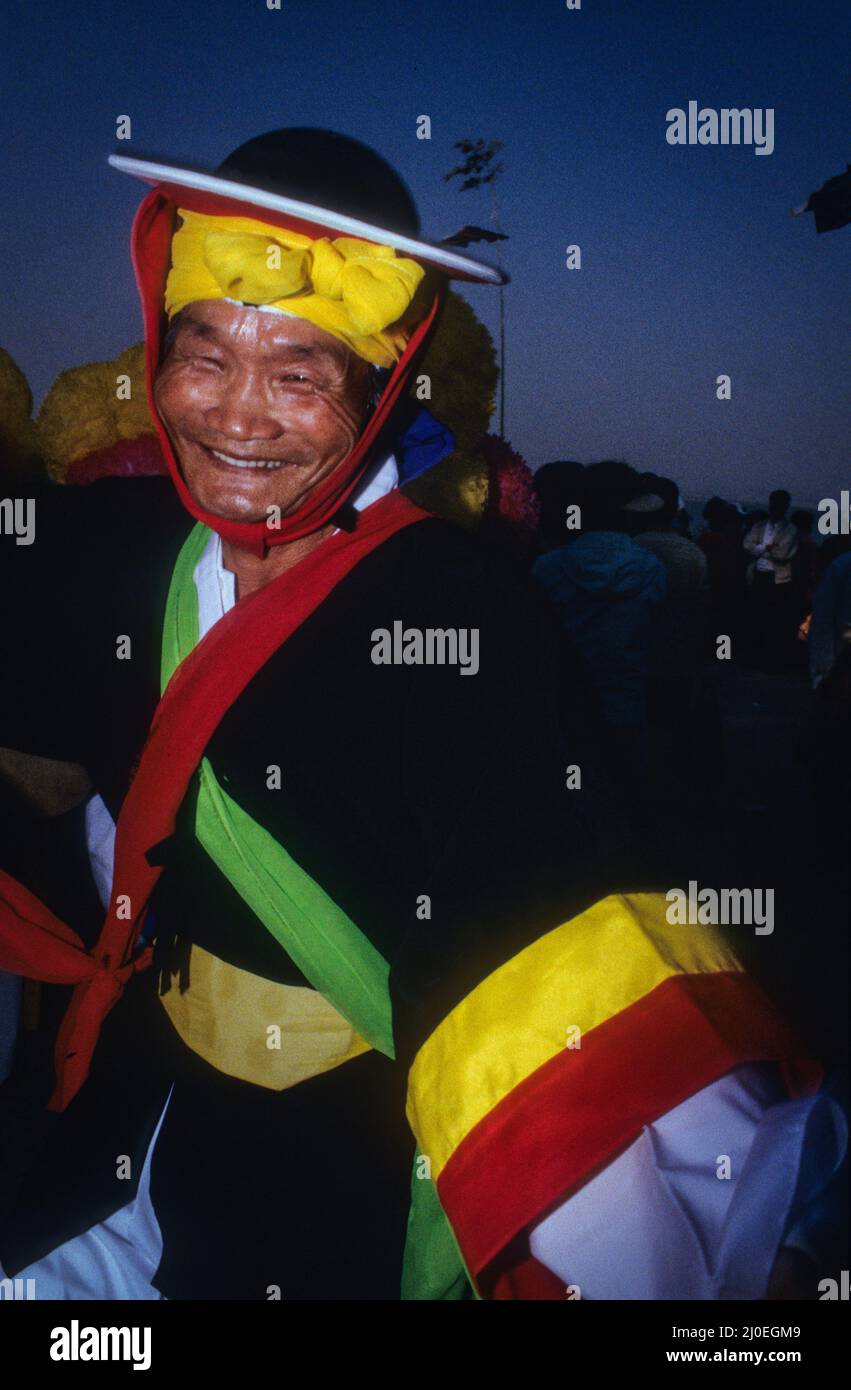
xmin=745 ymin=489 xmax=800 ymax=669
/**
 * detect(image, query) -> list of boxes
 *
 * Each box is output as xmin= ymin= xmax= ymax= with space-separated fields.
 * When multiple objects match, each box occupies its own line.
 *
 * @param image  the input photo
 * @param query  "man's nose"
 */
xmin=204 ymin=376 xmax=281 ymax=441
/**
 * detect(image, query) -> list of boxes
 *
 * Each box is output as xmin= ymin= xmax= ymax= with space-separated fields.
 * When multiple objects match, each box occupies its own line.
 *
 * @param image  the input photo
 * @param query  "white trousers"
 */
xmin=531 ymin=1063 xmax=845 ymax=1298
xmin=1 ymin=1088 xmax=172 ymax=1300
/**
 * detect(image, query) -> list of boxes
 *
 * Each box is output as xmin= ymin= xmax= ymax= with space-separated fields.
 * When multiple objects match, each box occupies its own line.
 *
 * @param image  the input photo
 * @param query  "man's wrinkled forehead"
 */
xmin=165 ymin=302 xmax=361 ymax=373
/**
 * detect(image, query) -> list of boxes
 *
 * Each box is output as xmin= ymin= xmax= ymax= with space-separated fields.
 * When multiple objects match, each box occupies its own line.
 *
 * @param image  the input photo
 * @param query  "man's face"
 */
xmin=768 ymin=491 xmax=790 ymax=522
xmin=154 ymin=300 xmax=371 ymax=523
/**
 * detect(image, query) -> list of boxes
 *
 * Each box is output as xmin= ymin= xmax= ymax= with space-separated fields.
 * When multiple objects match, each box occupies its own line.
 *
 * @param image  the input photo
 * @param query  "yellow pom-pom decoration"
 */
xmin=402 ymin=290 xmax=499 ymax=529
xmin=37 ymin=343 xmax=156 ymax=481
xmin=0 ymin=348 xmax=41 ymax=475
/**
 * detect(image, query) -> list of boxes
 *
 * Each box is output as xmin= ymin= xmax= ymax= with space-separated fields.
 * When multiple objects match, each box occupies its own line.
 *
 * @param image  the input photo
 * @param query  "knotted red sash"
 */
xmin=0 ymin=488 xmax=429 ymax=1111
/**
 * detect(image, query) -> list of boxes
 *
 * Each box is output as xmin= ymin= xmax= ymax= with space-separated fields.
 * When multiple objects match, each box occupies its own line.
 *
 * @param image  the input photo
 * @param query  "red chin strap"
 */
xmin=131 ymin=188 xmax=442 ymax=557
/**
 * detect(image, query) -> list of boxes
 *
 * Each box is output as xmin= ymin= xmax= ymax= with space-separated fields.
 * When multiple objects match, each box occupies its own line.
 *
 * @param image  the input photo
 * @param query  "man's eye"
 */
xmin=181 ymin=351 xmax=223 ymax=369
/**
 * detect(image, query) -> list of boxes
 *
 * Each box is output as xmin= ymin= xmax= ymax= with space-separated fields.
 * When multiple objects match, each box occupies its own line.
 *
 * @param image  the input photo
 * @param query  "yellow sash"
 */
xmin=159 ymin=943 xmax=371 ymax=1090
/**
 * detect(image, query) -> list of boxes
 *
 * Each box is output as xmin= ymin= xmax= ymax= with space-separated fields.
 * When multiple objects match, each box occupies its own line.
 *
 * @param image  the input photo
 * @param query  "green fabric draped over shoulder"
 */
xmin=161 ymin=522 xmax=471 ymax=1300
xmin=161 ymin=522 xmax=394 ymax=1056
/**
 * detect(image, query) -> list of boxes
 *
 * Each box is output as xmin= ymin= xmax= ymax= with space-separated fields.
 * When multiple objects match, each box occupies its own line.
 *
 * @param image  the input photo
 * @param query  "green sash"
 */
xmin=161 ymin=523 xmax=472 ymax=1299
xmin=161 ymin=522 xmax=394 ymax=1056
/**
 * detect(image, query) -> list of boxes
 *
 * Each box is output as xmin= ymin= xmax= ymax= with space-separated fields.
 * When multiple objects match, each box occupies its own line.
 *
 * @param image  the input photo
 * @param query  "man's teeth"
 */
xmin=210 ymin=449 xmax=286 ymax=470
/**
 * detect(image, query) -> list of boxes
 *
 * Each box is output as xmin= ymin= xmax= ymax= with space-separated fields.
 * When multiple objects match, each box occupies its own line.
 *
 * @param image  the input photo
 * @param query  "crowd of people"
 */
xmin=525 ymin=459 xmax=851 ymax=871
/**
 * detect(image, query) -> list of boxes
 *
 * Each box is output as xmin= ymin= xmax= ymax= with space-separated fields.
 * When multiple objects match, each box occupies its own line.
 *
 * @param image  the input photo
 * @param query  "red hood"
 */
xmin=131 ymin=185 xmax=442 ymax=556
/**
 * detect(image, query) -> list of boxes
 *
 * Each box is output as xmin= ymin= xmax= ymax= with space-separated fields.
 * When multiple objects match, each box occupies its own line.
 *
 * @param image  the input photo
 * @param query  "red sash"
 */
xmin=0 ymin=488 xmax=428 ymax=1110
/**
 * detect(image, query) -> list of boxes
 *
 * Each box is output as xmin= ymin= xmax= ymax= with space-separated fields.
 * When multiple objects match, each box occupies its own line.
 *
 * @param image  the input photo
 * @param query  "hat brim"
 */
xmin=109 ymin=155 xmax=506 ymax=285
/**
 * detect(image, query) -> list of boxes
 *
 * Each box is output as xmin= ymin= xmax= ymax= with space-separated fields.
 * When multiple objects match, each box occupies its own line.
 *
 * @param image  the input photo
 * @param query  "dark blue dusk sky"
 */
xmin=2 ymin=0 xmax=848 ymax=503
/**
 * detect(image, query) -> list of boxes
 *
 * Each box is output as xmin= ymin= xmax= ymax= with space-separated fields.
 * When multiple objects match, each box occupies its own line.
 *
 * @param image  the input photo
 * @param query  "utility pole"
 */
xmin=443 ymin=139 xmax=507 ymax=437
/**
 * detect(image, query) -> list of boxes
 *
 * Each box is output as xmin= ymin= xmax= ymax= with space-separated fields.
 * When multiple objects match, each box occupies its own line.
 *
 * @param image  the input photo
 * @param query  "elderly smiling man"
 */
xmin=0 ymin=129 xmax=842 ymax=1301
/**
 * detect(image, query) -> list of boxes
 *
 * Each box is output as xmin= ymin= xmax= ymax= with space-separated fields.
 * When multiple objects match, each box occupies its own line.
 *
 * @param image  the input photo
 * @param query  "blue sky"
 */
xmin=1 ymin=0 xmax=848 ymax=502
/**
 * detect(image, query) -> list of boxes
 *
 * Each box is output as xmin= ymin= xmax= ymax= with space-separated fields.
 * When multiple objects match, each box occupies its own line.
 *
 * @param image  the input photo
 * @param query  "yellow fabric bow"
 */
xmin=164 ymin=209 xmax=427 ymax=367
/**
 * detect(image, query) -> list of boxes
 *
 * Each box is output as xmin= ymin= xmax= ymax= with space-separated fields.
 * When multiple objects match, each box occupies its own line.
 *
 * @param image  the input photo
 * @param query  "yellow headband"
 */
xmin=164 ymin=208 xmax=427 ymax=367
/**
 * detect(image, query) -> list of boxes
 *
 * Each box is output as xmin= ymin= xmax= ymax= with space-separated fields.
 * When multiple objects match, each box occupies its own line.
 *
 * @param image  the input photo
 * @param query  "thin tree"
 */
xmin=444 ymin=139 xmax=507 ymax=437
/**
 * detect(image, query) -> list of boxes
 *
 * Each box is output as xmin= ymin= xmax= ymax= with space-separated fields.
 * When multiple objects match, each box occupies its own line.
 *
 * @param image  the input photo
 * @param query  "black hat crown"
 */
xmin=216 ymin=128 xmax=421 ymax=238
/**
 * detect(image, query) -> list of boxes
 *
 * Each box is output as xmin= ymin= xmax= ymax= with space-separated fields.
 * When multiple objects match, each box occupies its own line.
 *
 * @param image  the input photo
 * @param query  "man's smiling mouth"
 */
xmin=202 ymin=444 xmax=289 ymax=471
